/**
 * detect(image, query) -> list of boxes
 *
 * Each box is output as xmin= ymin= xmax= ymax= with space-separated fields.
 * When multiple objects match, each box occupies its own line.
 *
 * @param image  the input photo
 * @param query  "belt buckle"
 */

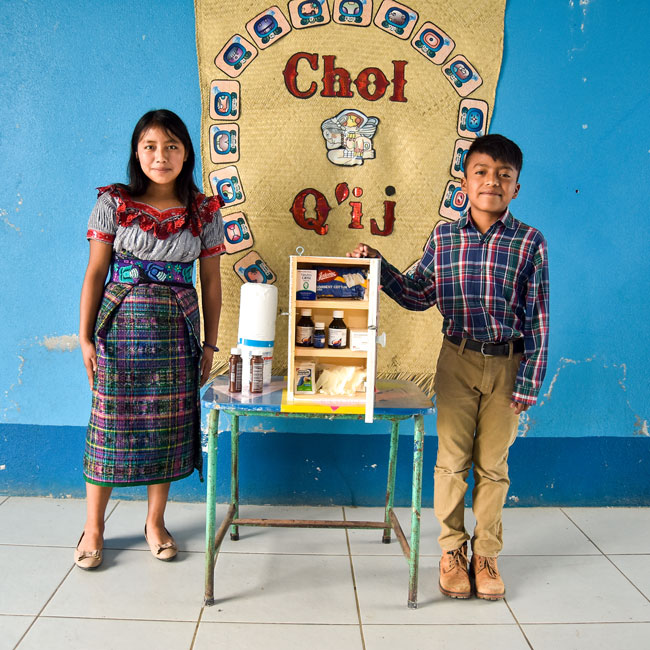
xmin=480 ymin=342 xmax=494 ymax=357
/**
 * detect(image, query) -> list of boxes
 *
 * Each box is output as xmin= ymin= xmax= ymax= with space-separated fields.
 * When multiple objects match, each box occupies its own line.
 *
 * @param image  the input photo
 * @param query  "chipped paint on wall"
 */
xmin=540 ymin=356 xmax=647 ymax=436
xmin=578 ymin=0 xmax=590 ymax=32
xmin=568 ymin=0 xmax=591 ymax=56
xmin=541 ymin=356 xmax=595 ymax=404
xmin=0 ymin=334 xmax=87 ymax=423
xmin=634 ymin=417 xmax=649 ymax=437
xmin=517 ymin=411 xmax=531 ymax=437
xmin=1 ymin=208 xmax=21 ymax=234
xmin=39 ymin=334 xmax=80 ymax=352
xmin=570 ymin=0 xmax=591 ymax=33
xmin=2 ymin=355 xmax=25 ymax=420
xmin=250 ymin=423 xmax=276 ymax=433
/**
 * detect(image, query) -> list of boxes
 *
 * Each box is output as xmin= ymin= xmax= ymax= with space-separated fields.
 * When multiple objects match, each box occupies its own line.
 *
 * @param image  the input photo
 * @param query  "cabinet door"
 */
xmin=287 ymin=256 xmax=298 ymax=401
xmin=364 ymin=258 xmax=380 ymax=423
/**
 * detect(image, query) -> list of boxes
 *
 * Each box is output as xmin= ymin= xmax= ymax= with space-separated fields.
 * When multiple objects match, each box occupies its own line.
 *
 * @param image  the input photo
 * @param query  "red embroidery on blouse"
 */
xmin=199 ymin=243 xmax=226 ymax=258
xmin=96 ymin=185 xmax=224 ymax=241
xmin=87 ymin=229 xmax=115 ymax=244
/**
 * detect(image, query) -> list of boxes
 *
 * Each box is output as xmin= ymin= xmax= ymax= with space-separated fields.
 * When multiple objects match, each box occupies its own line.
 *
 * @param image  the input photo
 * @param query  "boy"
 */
xmin=348 ymin=134 xmax=549 ymax=600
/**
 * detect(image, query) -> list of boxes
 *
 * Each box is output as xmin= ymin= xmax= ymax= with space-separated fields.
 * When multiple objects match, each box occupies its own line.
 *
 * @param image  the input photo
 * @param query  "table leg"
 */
xmin=230 ymin=413 xmax=240 ymax=541
xmin=383 ymin=419 xmax=400 ymax=543
xmin=408 ymin=413 xmax=424 ymax=609
xmin=204 ymin=408 xmax=220 ymax=606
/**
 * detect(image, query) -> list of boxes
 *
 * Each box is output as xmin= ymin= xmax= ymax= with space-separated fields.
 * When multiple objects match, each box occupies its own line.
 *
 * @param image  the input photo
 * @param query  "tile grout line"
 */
xmin=0 ymin=496 xmax=8 ymax=507
xmin=503 ymin=598 xmax=535 ymax=650
xmin=560 ymin=508 xmax=650 ymax=604
xmin=557 ymin=508 xmax=603 ymax=553
xmin=189 ymin=606 xmax=204 ymax=650
xmin=513 ymin=621 xmax=650 ymax=627
xmin=16 ymin=614 xmax=205 ymax=623
xmin=13 ymin=564 xmax=76 ymax=650
xmin=21 ymin=614 xmax=649 ymax=627
xmin=105 ymin=499 xmax=121 ymax=521
xmin=342 ymin=506 xmax=366 ymax=650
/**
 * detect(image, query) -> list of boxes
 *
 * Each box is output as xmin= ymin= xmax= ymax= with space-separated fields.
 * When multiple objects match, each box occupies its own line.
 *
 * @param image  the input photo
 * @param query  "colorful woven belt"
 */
xmin=111 ymin=253 xmax=194 ymax=286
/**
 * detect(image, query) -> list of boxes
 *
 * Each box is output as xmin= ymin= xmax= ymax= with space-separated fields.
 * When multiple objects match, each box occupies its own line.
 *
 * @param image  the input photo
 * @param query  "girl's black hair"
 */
xmin=465 ymin=134 xmax=523 ymax=178
xmin=119 ymin=109 xmax=200 ymax=214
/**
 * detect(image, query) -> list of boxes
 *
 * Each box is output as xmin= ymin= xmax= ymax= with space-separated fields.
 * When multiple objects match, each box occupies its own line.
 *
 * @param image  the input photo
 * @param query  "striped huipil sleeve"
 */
xmin=198 ymin=195 xmax=226 ymax=258
xmin=86 ymin=193 xmax=117 ymax=245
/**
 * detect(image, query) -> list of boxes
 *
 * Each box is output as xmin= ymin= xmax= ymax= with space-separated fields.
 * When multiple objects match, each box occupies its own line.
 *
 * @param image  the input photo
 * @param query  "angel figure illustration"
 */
xmin=320 ymin=109 xmax=379 ymax=166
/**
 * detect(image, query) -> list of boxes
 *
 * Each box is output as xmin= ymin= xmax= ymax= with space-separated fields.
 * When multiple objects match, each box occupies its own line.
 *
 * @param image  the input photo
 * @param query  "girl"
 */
xmin=76 ymin=110 xmax=224 ymax=569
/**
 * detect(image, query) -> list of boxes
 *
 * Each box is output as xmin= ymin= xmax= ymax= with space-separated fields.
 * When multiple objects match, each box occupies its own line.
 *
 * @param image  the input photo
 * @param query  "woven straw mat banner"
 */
xmin=195 ymin=0 xmax=505 ymax=393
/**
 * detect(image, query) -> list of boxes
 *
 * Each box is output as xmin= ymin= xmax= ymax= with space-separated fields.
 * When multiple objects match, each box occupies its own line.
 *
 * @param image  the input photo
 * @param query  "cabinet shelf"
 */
xmin=296 ymin=299 xmax=369 ymax=311
xmin=294 ymin=347 xmax=367 ymax=359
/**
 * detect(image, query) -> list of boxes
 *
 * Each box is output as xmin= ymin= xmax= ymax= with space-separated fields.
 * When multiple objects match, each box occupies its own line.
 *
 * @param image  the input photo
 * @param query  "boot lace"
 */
xmin=444 ymin=545 xmax=468 ymax=571
xmin=477 ymin=555 xmax=499 ymax=578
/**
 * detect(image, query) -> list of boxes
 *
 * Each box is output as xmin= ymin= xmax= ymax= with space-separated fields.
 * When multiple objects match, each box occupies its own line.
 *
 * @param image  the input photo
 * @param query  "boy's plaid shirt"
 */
xmin=380 ymin=209 xmax=549 ymax=405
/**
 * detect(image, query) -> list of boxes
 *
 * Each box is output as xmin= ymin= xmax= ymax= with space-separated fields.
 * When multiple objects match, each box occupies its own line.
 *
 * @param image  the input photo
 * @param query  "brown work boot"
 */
xmin=471 ymin=554 xmax=505 ymax=600
xmin=438 ymin=542 xmax=471 ymax=599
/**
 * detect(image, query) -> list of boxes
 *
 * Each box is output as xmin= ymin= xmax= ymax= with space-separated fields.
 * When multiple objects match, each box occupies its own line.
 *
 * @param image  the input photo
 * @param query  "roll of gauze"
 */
xmin=238 ymin=282 xmax=278 ymax=342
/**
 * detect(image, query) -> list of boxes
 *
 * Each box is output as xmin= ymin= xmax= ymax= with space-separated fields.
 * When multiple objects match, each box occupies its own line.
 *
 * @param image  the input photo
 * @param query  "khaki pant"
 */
xmin=433 ymin=338 xmax=522 ymax=557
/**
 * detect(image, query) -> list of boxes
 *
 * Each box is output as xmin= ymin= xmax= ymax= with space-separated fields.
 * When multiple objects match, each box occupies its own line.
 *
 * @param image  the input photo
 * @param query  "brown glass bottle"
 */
xmin=328 ymin=310 xmax=347 ymax=348
xmin=249 ymin=354 xmax=264 ymax=393
xmin=296 ymin=308 xmax=314 ymax=347
xmin=228 ymin=347 xmax=242 ymax=393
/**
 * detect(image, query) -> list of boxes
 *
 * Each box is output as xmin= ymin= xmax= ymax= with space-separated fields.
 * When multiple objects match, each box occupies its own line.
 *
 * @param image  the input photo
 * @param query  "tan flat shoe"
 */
xmin=144 ymin=525 xmax=177 ymax=561
xmin=74 ymin=532 xmax=103 ymax=570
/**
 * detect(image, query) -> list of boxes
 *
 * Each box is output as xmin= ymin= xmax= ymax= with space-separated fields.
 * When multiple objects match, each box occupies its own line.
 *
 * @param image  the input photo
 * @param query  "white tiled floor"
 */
xmin=1 ymin=498 xmax=649 ymax=650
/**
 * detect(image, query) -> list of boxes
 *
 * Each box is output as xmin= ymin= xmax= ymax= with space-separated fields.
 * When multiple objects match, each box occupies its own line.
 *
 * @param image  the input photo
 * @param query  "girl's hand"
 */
xmin=81 ymin=339 xmax=97 ymax=389
xmin=200 ymin=347 xmax=215 ymax=386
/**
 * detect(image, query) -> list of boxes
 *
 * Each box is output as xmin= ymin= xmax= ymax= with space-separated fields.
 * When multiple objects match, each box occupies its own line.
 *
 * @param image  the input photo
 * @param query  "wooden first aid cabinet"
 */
xmin=287 ymin=255 xmax=381 ymax=423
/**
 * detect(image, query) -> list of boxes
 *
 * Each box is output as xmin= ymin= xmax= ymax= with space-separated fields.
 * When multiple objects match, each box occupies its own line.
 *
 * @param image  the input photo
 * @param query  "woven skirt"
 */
xmin=84 ymin=282 xmax=203 ymax=486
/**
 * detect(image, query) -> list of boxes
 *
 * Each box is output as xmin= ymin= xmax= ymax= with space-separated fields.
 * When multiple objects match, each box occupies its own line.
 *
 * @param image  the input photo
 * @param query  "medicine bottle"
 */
xmin=313 ymin=322 xmax=326 ymax=349
xmin=228 ymin=347 xmax=242 ymax=393
xmin=328 ymin=310 xmax=347 ymax=348
xmin=250 ymin=355 xmax=264 ymax=393
xmin=296 ymin=308 xmax=315 ymax=347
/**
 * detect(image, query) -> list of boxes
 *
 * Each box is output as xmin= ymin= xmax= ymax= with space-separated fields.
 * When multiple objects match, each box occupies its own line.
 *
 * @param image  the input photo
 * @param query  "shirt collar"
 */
xmin=457 ymin=208 xmax=515 ymax=231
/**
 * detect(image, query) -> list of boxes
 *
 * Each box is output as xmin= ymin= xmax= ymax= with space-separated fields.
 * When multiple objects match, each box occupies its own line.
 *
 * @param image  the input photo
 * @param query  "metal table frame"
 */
xmin=202 ymin=379 xmax=432 ymax=609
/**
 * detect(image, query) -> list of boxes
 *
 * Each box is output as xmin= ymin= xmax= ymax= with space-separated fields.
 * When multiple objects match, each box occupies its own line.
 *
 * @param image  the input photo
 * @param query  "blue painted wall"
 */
xmin=1 ymin=0 xmax=648 ymax=505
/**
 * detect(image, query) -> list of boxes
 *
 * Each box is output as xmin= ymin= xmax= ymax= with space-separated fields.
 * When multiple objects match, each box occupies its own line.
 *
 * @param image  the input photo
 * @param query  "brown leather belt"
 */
xmin=445 ymin=334 xmax=524 ymax=357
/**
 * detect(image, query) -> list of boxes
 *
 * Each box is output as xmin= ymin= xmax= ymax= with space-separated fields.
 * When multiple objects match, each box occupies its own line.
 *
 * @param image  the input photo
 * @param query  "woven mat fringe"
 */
xmin=377 ymin=371 xmax=436 ymax=398
xmin=206 ymin=359 xmax=229 ymax=383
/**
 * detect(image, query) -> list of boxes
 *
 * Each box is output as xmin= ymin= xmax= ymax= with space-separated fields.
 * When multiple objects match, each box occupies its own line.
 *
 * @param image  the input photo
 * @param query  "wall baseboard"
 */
xmin=1 ymin=424 xmax=648 ymax=506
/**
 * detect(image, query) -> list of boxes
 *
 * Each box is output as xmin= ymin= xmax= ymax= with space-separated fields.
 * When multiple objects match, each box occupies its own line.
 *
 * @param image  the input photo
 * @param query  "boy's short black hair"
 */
xmin=465 ymin=134 xmax=523 ymax=178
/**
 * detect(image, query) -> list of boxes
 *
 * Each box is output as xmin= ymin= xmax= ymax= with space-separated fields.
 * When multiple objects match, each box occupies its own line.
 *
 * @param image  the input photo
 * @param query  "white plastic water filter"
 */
xmin=237 ymin=282 xmax=278 ymax=386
